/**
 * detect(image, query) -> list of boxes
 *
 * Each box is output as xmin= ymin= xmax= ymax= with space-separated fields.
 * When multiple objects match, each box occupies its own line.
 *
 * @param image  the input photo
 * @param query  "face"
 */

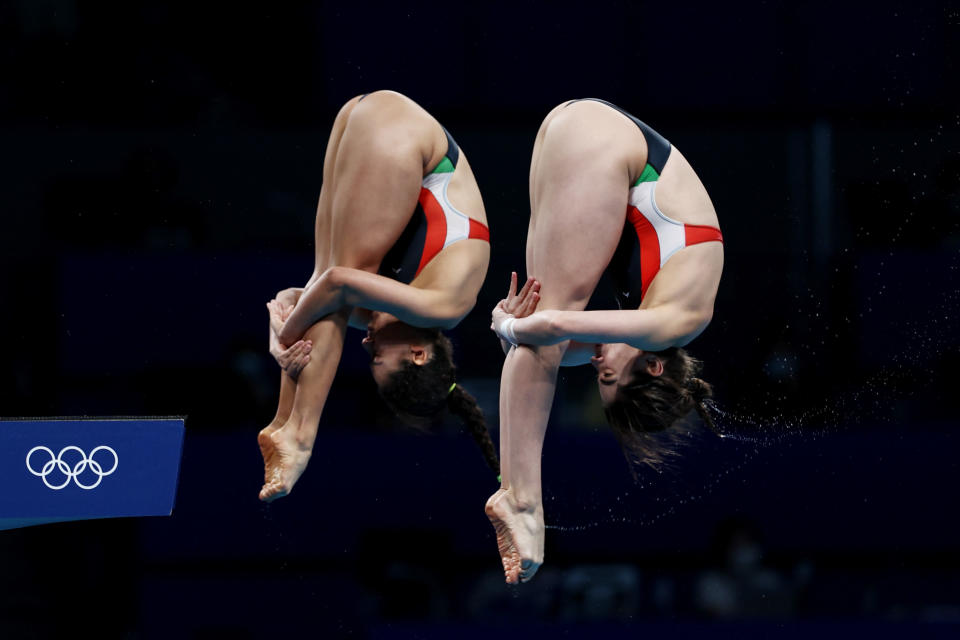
xmin=592 ymin=343 xmax=664 ymax=406
xmin=361 ymin=312 xmax=431 ymax=387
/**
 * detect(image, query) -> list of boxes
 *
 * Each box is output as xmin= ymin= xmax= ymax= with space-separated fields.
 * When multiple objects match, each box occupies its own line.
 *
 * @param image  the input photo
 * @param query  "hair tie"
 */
xmin=448 ymin=382 xmax=457 ymax=395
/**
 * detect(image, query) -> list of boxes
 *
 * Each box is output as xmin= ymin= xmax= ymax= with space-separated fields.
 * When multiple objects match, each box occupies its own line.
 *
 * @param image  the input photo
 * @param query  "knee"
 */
xmin=521 ymin=342 xmax=566 ymax=368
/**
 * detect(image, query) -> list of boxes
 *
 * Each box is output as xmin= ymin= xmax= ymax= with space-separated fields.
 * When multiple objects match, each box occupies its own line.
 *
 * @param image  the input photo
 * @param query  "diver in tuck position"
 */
xmin=489 ymin=98 xmax=724 ymax=583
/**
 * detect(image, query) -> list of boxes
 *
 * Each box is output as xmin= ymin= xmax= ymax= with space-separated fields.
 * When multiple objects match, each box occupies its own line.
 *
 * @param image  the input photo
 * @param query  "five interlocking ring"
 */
xmin=25 ymin=445 xmax=119 ymax=490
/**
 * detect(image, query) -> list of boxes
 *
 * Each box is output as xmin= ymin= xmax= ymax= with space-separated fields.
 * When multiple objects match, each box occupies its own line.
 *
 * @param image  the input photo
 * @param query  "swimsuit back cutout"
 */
xmin=566 ymin=99 xmax=723 ymax=309
xmin=379 ymin=127 xmax=489 ymax=284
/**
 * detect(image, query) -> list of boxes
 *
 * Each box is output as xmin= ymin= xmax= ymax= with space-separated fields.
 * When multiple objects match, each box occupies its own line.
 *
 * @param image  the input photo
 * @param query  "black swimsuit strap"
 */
xmin=441 ymin=126 xmax=460 ymax=168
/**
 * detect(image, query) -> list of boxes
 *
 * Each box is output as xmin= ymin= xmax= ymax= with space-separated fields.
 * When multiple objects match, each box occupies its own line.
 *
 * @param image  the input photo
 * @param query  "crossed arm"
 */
xmin=489 ymin=273 xmax=707 ymax=362
xmin=277 ymin=266 xmax=468 ymax=345
xmin=494 ymin=305 xmax=708 ymax=352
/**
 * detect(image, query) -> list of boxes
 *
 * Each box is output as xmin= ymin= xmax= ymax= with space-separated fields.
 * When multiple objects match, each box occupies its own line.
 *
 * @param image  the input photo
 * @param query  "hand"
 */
xmin=271 ymin=337 xmax=313 ymax=379
xmin=267 ymin=299 xmax=312 ymax=378
xmin=266 ymin=299 xmax=291 ymax=337
xmin=491 ymin=272 xmax=539 ymax=348
xmin=491 ymin=300 xmax=511 ymax=336
xmin=501 ymin=272 xmax=540 ymax=318
xmin=275 ymin=287 xmax=302 ymax=310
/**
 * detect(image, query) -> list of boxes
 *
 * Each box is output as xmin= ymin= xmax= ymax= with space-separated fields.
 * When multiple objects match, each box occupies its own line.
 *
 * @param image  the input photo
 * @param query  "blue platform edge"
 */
xmin=0 ymin=417 xmax=185 ymax=530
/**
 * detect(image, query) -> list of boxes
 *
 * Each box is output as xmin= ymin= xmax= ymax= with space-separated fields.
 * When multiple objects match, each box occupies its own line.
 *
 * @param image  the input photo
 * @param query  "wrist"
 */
xmin=500 ymin=317 xmax=518 ymax=345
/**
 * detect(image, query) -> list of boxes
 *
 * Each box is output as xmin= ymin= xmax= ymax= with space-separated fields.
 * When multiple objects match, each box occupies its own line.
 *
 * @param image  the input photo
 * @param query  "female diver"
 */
xmin=488 ymin=99 xmax=724 ymax=583
xmin=259 ymin=90 xmax=496 ymax=502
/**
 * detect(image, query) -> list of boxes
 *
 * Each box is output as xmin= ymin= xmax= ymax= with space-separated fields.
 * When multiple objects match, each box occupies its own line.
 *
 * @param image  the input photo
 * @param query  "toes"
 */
xmin=259 ymin=480 xmax=289 ymax=503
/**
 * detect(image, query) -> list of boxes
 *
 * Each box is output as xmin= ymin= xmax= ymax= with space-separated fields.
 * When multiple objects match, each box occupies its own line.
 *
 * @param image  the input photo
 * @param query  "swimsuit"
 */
xmin=566 ymin=99 xmax=723 ymax=308
xmin=378 ymin=126 xmax=490 ymax=284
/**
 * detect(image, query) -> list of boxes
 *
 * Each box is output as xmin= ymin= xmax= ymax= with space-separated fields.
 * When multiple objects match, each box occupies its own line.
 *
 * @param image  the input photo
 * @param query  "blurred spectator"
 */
xmin=695 ymin=517 xmax=801 ymax=619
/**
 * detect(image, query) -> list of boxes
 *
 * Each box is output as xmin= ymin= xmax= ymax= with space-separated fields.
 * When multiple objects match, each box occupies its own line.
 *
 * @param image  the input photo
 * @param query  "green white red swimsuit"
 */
xmin=567 ymin=99 xmax=724 ymax=308
xmin=378 ymin=126 xmax=490 ymax=284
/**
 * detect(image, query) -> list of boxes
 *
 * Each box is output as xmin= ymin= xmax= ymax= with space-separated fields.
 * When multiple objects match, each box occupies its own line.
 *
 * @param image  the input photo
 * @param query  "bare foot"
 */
xmin=485 ymin=489 xmax=544 ymax=584
xmin=258 ymin=424 xmax=312 ymax=502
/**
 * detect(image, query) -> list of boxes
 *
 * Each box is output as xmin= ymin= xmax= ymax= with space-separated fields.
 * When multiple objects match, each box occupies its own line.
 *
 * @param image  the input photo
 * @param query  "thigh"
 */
xmin=328 ymin=92 xmax=440 ymax=272
xmin=526 ymin=101 xmax=645 ymax=311
xmin=311 ymin=96 xmax=364 ymax=280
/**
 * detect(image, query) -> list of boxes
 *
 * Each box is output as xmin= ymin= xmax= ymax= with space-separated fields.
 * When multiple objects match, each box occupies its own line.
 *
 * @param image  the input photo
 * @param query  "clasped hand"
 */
xmin=267 ymin=297 xmax=312 ymax=379
xmin=491 ymin=272 xmax=540 ymax=347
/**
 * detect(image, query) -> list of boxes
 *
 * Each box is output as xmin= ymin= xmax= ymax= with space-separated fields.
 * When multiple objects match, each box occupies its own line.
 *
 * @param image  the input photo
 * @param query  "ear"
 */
xmin=410 ymin=346 xmax=429 ymax=366
xmin=645 ymin=355 xmax=664 ymax=377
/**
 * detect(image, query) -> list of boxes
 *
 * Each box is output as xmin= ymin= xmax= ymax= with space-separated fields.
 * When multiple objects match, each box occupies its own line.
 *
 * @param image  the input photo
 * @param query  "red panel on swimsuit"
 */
xmin=685 ymin=224 xmax=724 ymax=246
xmin=468 ymin=218 xmax=490 ymax=242
xmin=416 ymin=188 xmax=448 ymax=276
xmin=626 ymin=207 xmax=723 ymax=299
xmin=627 ymin=205 xmax=661 ymax=299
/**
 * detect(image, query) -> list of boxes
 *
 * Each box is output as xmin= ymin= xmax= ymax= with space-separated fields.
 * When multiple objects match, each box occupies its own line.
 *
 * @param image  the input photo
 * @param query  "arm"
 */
xmin=279 ymin=266 xmax=468 ymax=344
xmin=505 ymin=306 xmax=709 ymax=351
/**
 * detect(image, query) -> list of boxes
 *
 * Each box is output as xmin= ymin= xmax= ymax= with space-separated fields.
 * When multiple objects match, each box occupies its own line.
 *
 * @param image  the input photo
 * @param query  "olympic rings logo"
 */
xmin=25 ymin=446 xmax=119 ymax=490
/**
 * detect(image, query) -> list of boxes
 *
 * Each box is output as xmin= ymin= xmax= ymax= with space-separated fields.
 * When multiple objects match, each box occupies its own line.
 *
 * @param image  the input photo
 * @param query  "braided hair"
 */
xmin=603 ymin=347 xmax=718 ymax=472
xmin=378 ymin=328 xmax=500 ymax=476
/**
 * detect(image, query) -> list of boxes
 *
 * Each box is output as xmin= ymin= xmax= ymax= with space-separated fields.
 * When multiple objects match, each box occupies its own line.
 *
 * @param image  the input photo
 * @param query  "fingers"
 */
xmin=524 ymin=292 xmax=540 ymax=316
xmin=512 ymin=277 xmax=540 ymax=317
xmin=518 ymin=288 xmax=540 ymax=317
xmin=514 ymin=275 xmax=535 ymax=302
xmin=278 ymin=340 xmax=312 ymax=369
xmin=507 ymin=271 xmax=518 ymax=299
xmin=289 ymin=354 xmax=312 ymax=377
xmin=267 ymin=300 xmax=283 ymax=323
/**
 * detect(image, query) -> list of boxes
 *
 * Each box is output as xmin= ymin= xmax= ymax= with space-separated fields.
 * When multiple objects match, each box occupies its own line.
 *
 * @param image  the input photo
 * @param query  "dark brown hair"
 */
xmin=378 ymin=329 xmax=500 ymax=476
xmin=603 ymin=347 xmax=718 ymax=472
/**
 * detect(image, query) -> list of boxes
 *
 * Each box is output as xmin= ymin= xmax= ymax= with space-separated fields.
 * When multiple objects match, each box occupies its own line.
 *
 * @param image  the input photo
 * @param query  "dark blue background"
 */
xmin=0 ymin=1 xmax=958 ymax=637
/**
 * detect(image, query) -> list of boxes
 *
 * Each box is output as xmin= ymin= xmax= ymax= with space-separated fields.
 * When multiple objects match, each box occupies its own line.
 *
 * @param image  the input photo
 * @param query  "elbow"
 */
xmin=692 ymin=309 xmax=713 ymax=333
xmin=437 ymin=299 xmax=473 ymax=330
xmin=677 ymin=309 xmax=712 ymax=342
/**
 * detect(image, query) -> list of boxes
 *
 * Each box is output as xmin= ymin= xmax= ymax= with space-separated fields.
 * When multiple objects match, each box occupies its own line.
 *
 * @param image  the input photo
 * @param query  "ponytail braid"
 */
xmin=379 ymin=327 xmax=501 ymax=477
xmin=447 ymin=384 xmax=500 ymax=475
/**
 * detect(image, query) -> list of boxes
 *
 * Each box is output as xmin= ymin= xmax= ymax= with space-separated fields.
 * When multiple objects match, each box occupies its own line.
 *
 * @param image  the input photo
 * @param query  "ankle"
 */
xmin=508 ymin=489 xmax=542 ymax=513
xmin=276 ymin=418 xmax=316 ymax=452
